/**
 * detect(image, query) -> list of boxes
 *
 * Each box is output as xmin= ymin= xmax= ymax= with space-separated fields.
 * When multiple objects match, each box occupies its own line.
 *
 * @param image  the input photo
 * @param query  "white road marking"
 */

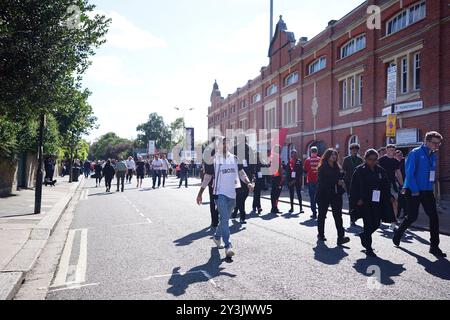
xmin=200 ymin=270 xmax=218 ymax=287
xmin=146 ymin=218 xmax=153 ymax=224
xmin=75 ymin=228 xmax=88 ymax=284
xmin=110 ymin=222 xmax=151 ymax=228
xmin=52 ymin=228 xmax=88 ymax=288
xmin=48 ymin=282 xmax=99 ymax=293
xmin=52 ymin=229 xmax=76 ymax=287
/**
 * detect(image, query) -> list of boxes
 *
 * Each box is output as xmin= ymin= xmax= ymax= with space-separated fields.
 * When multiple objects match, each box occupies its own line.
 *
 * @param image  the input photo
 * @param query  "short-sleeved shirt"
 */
xmin=378 ymin=155 xmax=400 ymax=189
xmin=136 ymin=161 xmax=145 ymax=174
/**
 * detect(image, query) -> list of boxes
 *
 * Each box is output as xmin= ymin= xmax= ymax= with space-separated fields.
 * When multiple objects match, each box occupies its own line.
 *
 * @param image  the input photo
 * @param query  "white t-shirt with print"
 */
xmin=152 ymin=159 xmax=163 ymax=171
xmin=213 ymin=152 xmax=241 ymax=199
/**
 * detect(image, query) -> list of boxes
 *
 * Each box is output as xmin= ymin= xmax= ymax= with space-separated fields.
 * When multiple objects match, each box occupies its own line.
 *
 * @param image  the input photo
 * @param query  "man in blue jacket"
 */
xmin=393 ymin=131 xmax=446 ymax=257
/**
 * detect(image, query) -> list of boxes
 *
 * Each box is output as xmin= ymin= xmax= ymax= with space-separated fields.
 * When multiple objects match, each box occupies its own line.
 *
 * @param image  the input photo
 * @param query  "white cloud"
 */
xmin=92 ymin=10 xmax=167 ymax=50
xmin=85 ymin=55 xmax=144 ymax=86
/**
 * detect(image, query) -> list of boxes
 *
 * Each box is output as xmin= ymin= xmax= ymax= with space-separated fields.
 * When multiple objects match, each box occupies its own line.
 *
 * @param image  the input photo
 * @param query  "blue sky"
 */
xmin=84 ymin=0 xmax=364 ymax=143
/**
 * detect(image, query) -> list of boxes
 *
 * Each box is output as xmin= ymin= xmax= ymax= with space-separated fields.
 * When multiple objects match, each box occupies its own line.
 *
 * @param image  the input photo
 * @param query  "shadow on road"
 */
xmin=313 ymin=240 xmax=349 ymax=265
xmin=173 ymin=221 xmax=244 ymax=247
xmin=398 ymin=247 xmax=450 ymax=280
xmin=167 ymin=247 xmax=236 ymax=297
xmin=300 ymin=218 xmax=317 ymax=228
xmin=353 ymin=257 xmax=406 ymax=285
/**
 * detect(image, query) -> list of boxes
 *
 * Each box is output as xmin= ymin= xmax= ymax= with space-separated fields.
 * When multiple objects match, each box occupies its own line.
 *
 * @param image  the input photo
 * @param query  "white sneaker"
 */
xmin=225 ymin=248 xmax=235 ymax=258
xmin=213 ymin=238 xmax=224 ymax=249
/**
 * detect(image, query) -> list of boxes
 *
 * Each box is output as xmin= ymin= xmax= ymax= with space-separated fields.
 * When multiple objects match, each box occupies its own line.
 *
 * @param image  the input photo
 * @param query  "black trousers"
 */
xmin=317 ymin=194 xmax=345 ymax=239
xmin=105 ymin=176 xmax=113 ymax=190
xmin=252 ymin=181 xmax=263 ymax=210
xmin=126 ymin=169 xmax=133 ymax=182
xmin=95 ymin=175 xmax=102 ymax=185
xmin=270 ymin=176 xmax=282 ymax=211
xmin=208 ymin=185 xmax=219 ymax=228
xmin=397 ymin=190 xmax=440 ymax=248
xmin=288 ymin=184 xmax=303 ymax=211
xmin=161 ymin=169 xmax=167 ymax=186
xmin=233 ymin=186 xmax=249 ymax=220
xmin=179 ymin=173 xmax=187 ymax=187
xmin=360 ymin=205 xmax=381 ymax=250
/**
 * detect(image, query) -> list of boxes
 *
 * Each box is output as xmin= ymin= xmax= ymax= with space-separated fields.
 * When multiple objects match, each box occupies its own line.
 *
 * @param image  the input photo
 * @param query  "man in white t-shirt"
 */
xmin=197 ymin=137 xmax=254 ymax=258
xmin=151 ymin=154 xmax=163 ymax=189
xmin=125 ymin=156 xmax=136 ymax=184
xmin=160 ymin=154 xmax=170 ymax=187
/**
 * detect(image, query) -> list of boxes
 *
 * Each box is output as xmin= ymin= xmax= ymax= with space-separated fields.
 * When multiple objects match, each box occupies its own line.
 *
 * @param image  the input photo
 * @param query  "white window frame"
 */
xmin=266 ymin=84 xmax=278 ymax=96
xmin=284 ymin=72 xmax=299 ymax=87
xmin=358 ymin=75 xmax=363 ymax=105
xmin=342 ymin=80 xmax=347 ymax=109
xmin=340 ymin=34 xmax=366 ymax=59
xmin=413 ymin=52 xmax=421 ymax=91
xmin=400 ymin=56 xmax=408 ymax=94
xmin=308 ymin=56 xmax=326 ymax=75
xmin=386 ymin=1 xmax=426 ymax=36
xmin=264 ymin=102 xmax=277 ymax=130
xmin=350 ymin=76 xmax=355 ymax=107
xmin=252 ymin=93 xmax=261 ymax=104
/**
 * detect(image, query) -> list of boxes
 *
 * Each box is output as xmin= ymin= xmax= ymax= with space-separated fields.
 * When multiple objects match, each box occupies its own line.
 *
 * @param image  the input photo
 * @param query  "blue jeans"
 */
xmin=308 ymin=182 xmax=318 ymax=215
xmin=215 ymin=195 xmax=236 ymax=249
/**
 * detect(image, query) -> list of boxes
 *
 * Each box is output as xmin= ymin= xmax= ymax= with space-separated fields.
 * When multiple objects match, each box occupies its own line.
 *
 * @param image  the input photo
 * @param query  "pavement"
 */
xmin=0 ymin=175 xmax=82 ymax=300
xmin=259 ymin=184 xmax=450 ymax=235
xmin=18 ymin=175 xmax=449 ymax=300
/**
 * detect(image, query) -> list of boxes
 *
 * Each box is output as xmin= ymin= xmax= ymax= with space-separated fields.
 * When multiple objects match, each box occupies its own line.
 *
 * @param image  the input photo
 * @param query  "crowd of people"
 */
xmin=197 ymin=131 xmax=446 ymax=259
xmin=77 ymin=155 xmax=197 ymax=193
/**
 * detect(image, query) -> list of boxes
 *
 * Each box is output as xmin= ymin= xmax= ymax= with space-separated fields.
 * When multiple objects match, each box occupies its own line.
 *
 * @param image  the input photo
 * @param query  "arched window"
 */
xmin=348 ymin=135 xmax=359 ymax=155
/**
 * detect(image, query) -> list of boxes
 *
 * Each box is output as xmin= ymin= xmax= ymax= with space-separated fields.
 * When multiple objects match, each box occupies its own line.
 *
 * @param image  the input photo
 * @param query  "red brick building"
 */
xmin=207 ymin=0 xmax=450 ymax=198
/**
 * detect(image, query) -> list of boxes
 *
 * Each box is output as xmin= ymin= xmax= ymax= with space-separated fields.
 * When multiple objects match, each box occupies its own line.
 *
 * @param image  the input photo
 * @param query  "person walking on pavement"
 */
xmin=125 ymin=156 xmax=136 ymax=184
xmin=178 ymin=161 xmax=189 ymax=188
xmin=152 ymin=154 xmax=163 ymax=189
xmin=115 ymin=158 xmax=127 ymax=192
xmin=287 ymin=149 xmax=304 ymax=214
xmin=103 ymin=160 xmax=115 ymax=193
xmin=343 ymin=143 xmax=364 ymax=227
xmin=378 ymin=144 xmax=404 ymax=231
xmin=83 ymin=160 xmax=91 ymax=178
xmin=316 ymin=148 xmax=350 ymax=246
xmin=304 ymin=146 xmax=320 ymax=219
xmin=202 ymin=137 xmax=219 ymax=230
xmin=270 ymin=146 xmax=284 ymax=214
xmin=94 ymin=160 xmax=103 ymax=187
xmin=395 ymin=150 xmax=407 ymax=222
xmin=135 ymin=156 xmax=146 ymax=188
xmin=232 ymin=136 xmax=255 ymax=224
xmin=350 ymin=149 xmax=395 ymax=257
xmin=160 ymin=154 xmax=170 ymax=187
xmin=44 ymin=156 xmax=56 ymax=185
xmin=145 ymin=160 xmax=151 ymax=178
xmin=393 ymin=131 xmax=447 ymax=258
xmin=252 ymin=153 xmax=267 ymax=215
xmin=196 ymin=137 xmax=254 ymax=258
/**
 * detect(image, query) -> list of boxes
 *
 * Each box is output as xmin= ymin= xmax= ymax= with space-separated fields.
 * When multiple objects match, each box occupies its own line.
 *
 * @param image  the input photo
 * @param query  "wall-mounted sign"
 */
xmin=386 ymin=65 xmax=397 ymax=105
xmin=395 ymin=101 xmax=423 ymax=113
xmin=396 ymin=128 xmax=419 ymax=145
xmin=386 ymin=114 xmax=397 ymax=137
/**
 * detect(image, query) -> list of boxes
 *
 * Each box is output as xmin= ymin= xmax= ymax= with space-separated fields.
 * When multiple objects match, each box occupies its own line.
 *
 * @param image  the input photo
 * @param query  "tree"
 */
xmin=136 ymin=113 xmax=171 ymax=150
xmin=169 ymin=117 xmax=185 ymax=148
xmin=89 ymin=132 xmax=133 ymax=160
xmin=54 ymin=88 xmax=98 ymax=182
xmin=0 ymin=0 xmax=110 ymax=120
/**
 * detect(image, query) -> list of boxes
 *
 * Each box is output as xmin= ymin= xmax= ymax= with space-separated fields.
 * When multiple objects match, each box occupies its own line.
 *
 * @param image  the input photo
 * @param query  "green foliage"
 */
xmin=136 ymin=113 xmax=172 ymax=150
xmin=89 ymin=132 xmax=134 ymax=160
xmin=0 ymin=116 xmax=19 ymax=162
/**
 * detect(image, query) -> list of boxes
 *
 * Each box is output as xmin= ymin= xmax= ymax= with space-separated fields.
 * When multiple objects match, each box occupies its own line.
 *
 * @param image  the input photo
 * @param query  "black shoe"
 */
xmin=393 ymin=229 xmax=401 ymax=247
xmin=310 ymin=214 xmax=317 ymax=219
xmin=257 ymin=208 xmax=263 ymax=215
xmin=300 ymin=209 xmax=305 ymax=213
xmin=430 ymin=247 xmax=447 ymax=258
xmin=366 ymin=248 xmax=377 ymax=257
xmin=317 ymin=235 xmax=327 ymax=242
xmin=337 ymin=237 xmax=350 ymax=246
xmin=289 ymin=208 xmax=294 ymax=213
xmin=240 ymin=220 xmax=247 ymax=224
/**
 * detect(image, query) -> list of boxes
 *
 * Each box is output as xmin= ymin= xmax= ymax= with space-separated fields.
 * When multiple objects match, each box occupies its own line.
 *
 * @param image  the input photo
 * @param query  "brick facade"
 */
xmin=208 ymin=0 xmax=450 ymax=198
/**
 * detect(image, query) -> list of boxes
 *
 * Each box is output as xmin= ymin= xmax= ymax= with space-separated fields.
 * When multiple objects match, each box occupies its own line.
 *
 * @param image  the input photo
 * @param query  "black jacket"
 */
xmin=102 ymin=164 xmax=115 ymax=178
xmin=316 ymin=162 xmax=343 ymax=200
xmin=349 ymin=164 xmax=395 ymax=223
xmin=286 ymin=158 xmax=303 ymax=187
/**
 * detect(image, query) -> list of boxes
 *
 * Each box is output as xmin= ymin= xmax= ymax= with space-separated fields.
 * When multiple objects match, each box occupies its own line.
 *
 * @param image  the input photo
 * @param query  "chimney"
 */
xmin=299 ymin=37 xmax=308 ymax=45
xmin=328 ymin=20 xmax=337 ymax=27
